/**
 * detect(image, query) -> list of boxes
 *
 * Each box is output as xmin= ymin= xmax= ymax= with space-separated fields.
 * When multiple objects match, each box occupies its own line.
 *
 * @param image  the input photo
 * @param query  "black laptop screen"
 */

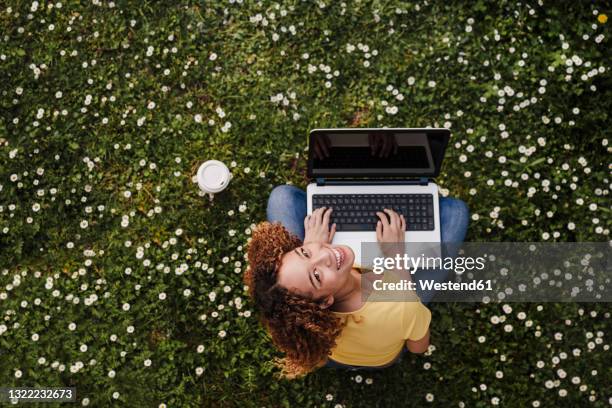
xmin=307 ymin=129 xmax=449 ymax=178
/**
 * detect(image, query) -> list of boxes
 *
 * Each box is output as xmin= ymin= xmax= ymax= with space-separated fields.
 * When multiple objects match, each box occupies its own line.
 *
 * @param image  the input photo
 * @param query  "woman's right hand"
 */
xmin=375 ymin=208 xmax=406 ymax=258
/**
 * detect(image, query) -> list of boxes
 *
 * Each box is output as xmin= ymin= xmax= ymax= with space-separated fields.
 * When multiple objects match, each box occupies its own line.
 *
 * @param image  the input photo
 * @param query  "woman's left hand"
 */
xmin=304 ymin=207 xmax=336 ymax=244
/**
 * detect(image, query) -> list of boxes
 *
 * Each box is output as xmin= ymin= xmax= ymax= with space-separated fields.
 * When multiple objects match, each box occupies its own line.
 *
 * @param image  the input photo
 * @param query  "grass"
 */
xmin=0 ymin=1 xmax=610 ymax=407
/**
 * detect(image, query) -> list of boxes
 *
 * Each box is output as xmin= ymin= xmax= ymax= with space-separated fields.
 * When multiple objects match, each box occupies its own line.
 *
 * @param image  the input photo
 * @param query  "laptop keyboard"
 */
xmin=312 ymin=193 xmax=434 ymax=232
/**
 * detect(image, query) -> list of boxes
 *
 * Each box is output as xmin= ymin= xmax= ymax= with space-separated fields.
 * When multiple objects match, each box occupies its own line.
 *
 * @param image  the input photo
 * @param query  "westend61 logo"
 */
xmin=361 ymin=242 xmax=611 ymax=302
xmin=372 ymin=253 xmax=486 ymax=274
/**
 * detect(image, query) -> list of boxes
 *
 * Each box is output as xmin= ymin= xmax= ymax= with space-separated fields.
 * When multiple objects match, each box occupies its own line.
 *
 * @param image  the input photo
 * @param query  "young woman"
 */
xmin=244 ymin=185 xmax=469 ymax=378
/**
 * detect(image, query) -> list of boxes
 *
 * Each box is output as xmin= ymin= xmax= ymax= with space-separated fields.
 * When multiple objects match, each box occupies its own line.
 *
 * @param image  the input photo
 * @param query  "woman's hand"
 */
xmin=304 ymin=207 xmax=336 ymax=244
xmin=376 ymin=208 xmax=406 ymax=258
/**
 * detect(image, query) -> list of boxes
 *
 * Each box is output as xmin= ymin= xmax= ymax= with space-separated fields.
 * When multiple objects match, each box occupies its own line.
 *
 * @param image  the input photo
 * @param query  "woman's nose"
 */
xmin=314 ymin=243 xmax=332 ymax=266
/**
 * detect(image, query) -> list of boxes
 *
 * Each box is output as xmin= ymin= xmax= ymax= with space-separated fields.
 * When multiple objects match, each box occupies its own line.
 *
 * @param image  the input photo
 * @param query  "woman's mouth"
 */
xmin=331 ymin=246 xmax=345 ymax=270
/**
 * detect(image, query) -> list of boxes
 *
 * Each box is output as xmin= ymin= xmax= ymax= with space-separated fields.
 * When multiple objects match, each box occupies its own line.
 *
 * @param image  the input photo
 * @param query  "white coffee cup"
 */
xmin=197 ymin=160 xmax=231 ymax=195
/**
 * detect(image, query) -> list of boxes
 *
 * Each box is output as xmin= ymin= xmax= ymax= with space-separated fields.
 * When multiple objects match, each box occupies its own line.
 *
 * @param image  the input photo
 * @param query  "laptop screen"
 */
xmin=307 ymin=129 xmax=450 ymax=178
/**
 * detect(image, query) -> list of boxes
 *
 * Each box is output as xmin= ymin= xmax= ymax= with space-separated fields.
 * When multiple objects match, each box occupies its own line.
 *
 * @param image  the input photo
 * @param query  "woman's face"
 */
xmin=277 ymin=241 xmax=355 ymax=303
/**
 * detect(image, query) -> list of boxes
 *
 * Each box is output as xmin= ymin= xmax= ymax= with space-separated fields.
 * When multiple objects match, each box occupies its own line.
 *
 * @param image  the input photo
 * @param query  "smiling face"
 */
xmin=277 ymin=242 xmax=355 ymax=304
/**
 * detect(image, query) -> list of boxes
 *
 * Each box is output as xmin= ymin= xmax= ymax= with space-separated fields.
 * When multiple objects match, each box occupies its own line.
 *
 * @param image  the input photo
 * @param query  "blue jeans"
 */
xmin=266 ymin=184 xmax=469 ymax=370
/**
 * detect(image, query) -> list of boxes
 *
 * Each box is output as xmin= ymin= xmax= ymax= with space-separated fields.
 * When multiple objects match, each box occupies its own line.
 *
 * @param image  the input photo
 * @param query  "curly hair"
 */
xmin=243 ymin=221 xmax=345 ymax=379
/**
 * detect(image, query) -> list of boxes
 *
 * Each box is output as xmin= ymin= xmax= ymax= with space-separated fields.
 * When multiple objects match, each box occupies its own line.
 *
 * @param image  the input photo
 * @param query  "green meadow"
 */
xmin=0 ymin=1 xmax=609 ymax=407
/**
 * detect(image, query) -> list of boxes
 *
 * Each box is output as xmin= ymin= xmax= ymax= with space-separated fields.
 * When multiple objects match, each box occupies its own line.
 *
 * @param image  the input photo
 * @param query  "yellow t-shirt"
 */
xmin=329 ymin=265 xmax=432 ymax=366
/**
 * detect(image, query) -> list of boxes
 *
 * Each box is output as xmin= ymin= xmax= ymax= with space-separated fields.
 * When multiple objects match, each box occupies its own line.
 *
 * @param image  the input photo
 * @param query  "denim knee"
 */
xmin=445 ymin=198 xmax=470 ymax=226
xmin=268 ymin=185 xmax=296 ymax=212
xmin=267 ymin=185 xmax=304 ymax=222
xmin=440 ymin=197 xmax=470 ymax=250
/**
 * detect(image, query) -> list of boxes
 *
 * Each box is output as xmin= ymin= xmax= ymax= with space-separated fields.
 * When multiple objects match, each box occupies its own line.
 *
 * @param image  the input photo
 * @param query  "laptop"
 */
xmin=306 ymin=128 xmax=451 ymax=268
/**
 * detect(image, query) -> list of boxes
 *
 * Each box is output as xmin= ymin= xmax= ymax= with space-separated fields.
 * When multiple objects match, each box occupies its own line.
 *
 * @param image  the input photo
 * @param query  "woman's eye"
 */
xmin=301 ymin=248 xmax=309 ymax=258
xmin=314 ymin=270 xmax=321 ymax=282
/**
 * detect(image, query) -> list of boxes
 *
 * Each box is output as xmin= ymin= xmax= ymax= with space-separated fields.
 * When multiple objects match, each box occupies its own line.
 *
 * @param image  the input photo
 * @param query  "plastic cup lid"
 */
xmin=197 ymin=160 xmax=230 ymax=193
